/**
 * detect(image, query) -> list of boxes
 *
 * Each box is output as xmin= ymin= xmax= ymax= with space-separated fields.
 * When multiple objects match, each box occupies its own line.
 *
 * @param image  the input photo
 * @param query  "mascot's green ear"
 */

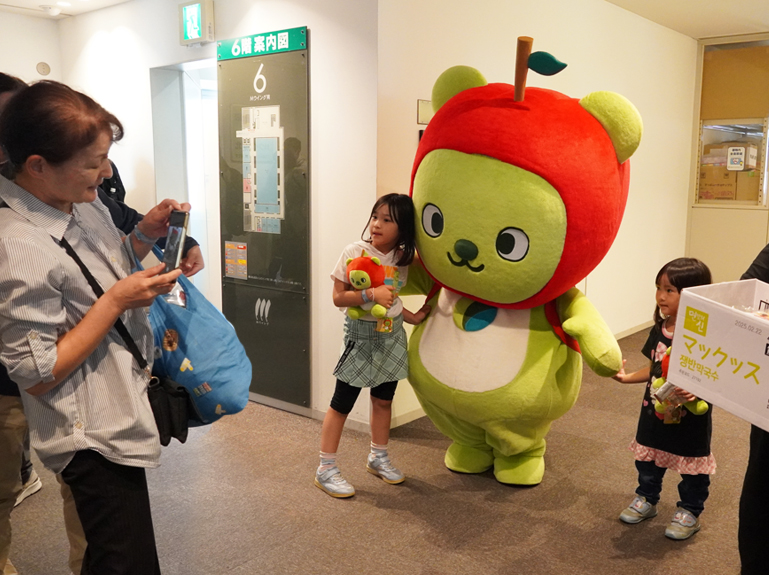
xmin=346 ymin=258 xmax=353 ymax=265
xmin=580 ymin=91 xmax=643 ymax=164
xmin=432 ymin=66 xmax=488 ymax=113
xmin=371 ymin=257 xmax=381 ymax=265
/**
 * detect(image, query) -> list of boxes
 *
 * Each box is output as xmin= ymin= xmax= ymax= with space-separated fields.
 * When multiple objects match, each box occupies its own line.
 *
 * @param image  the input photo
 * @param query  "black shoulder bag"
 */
xmin=59 ymin=238 xmax=199 ymax=446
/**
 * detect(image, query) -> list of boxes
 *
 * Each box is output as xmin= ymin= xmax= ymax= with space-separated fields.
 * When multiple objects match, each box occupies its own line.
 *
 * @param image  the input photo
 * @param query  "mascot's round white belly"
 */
xmin=420 ymin=290 xmax=530 ymax=392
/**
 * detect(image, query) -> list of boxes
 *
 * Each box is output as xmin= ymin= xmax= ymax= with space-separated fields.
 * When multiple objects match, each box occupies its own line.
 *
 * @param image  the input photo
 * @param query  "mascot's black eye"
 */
xmin=422 ymin=204 xmax=444 ymax=238
xmin=496 ymin=228 xmax=529 ymax=262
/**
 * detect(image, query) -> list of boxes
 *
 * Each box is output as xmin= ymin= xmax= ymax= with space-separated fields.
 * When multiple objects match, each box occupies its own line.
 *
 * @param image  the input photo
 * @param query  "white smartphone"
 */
xmin=162 ymin=210 xmax=189 ymax=273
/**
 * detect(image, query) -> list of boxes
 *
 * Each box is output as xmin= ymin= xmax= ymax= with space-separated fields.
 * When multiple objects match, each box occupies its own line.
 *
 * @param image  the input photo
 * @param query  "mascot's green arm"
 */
xmin=399 ymin=257 xmax=435 ymax=297
xmin=558 ymin=287 xmax=622 ymax=377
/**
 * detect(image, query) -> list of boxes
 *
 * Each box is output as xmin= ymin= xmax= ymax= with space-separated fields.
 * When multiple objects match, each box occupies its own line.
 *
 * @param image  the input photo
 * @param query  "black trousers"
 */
xmin=739 ymin=425 xmax=769 ymax=574
xmin=634 ymin=459 xmax=710 ymax=516
xmin=60 ymin=450 xmax=161 ymax=575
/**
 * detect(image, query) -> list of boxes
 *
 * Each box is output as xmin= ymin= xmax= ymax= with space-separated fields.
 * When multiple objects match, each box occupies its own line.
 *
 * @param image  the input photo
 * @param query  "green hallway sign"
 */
xmin=218 ymin=27 xmax=307 ymax=60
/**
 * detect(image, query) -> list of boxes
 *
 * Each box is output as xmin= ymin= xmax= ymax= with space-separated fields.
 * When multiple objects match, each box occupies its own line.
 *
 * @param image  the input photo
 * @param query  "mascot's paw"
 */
xmin=493 ymin=454 xmax=545 ymax=486
xmin=347 ymin=306 xmax=366 ymax=320
xmin=590 ymin=347 xmax=623 ymax=378
xmin=444 ymin=442 xmax=493 ymax=474
xmin=371 ymin=304 xmax=387 ymax=318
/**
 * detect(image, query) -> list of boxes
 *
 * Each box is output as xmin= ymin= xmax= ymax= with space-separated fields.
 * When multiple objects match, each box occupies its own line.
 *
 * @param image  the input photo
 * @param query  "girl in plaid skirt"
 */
xmin=315 ymin=194 xmax=430 ymax=498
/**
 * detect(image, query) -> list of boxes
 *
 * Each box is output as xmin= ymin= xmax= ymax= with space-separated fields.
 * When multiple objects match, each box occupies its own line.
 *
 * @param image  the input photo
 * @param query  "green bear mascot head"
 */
xmin=410 ymin=64 xmax=642 ymax=308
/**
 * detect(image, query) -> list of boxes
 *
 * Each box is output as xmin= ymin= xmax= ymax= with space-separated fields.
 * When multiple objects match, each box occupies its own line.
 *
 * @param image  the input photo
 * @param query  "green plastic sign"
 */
xmin=182 ymin=3 xmax=202 ymax=41
xmin=218 ymin=27 xmax=307 ymax=60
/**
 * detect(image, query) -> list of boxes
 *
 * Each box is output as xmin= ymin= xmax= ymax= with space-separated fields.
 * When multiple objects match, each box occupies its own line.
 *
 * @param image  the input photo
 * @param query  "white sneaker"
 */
xmin=366 ymin=453 xmax=405 ymax=484
xmin=619 ymin=495 xmax=657 ymax=524
xmin=665 ymin=508 xmax=701 ymax=540
xmin=315 ymin=466 xmax=355 ymax=498
xmin=15 ymin=469 xmax=42 ymax=507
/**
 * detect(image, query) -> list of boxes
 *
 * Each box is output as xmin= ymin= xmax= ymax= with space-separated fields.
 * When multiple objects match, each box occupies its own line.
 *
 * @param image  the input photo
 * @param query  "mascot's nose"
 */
xmin=454 ymin=239 xmax=478 ymax=261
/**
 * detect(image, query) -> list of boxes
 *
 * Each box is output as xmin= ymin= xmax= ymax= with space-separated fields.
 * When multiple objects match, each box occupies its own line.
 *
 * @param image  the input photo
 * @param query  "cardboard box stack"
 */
xmin=699 ymin=164 xmax=736 ymax=200
xmin=703 ymin=141 xmax=759 ymax=171
xmin=699 ymin=140 xmax=761 ymax=201
xmin=737 ymin=169 xmax=761 ymax=202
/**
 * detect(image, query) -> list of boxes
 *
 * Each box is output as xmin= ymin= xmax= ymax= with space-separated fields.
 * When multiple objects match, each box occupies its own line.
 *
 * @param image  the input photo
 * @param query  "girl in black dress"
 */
xmin=613 ymin=258 xmax=713 ymax=540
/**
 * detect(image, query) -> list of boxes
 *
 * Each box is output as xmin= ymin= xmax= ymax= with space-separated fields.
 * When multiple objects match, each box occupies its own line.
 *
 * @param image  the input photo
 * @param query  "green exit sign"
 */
xmin=179 ymin=0 xmax=214 ymax=46
xmin=182 ymin=4 xmax=202 ymax=41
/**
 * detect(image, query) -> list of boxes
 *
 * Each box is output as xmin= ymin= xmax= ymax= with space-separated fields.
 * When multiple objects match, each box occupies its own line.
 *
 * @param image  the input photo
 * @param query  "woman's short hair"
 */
xmin=0 ymin=80 xmax=123 ymax=172
xmin=0 ymin=73 xmax=26 ymax=96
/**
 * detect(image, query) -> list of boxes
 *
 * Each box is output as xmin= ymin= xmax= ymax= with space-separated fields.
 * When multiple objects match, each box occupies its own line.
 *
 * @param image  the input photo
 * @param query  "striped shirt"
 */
xmin=0 ymin=176 xmax=160 ymax=474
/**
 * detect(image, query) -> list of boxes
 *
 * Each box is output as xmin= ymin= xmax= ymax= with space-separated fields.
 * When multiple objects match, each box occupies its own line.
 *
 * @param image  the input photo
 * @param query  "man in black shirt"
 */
xmin=739 ymin=244 xmax=769 ymax=575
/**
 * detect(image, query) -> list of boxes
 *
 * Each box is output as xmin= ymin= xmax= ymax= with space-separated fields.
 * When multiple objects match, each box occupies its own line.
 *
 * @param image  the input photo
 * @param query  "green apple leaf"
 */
xmin=528 ymin=51 xmax=567 ymax=76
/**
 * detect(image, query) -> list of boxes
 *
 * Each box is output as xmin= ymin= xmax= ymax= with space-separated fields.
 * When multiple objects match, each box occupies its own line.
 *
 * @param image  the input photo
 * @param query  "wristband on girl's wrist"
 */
xmin=361 ymin=288 xmax=371 ymax=303
xmin=132 ymin=227 xmax=157 ymax=245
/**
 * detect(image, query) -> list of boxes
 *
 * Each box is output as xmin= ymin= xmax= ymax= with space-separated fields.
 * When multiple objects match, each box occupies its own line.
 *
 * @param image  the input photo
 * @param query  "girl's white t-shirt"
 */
xmin=331 ymin=240 xmax=408 ymax=320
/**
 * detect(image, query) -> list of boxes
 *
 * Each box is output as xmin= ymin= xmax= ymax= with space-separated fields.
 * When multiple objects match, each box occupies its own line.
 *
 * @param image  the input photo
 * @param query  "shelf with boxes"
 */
xmin=697 ymin=119 xmax=767 ymax=204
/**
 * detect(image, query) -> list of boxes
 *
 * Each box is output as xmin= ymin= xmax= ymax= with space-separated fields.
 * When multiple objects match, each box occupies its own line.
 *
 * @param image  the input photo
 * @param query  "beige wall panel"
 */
xmin=689 ymin=207 xmax=769 ymax=282
xmin=701 ymin=46 xmax=769 ymax=120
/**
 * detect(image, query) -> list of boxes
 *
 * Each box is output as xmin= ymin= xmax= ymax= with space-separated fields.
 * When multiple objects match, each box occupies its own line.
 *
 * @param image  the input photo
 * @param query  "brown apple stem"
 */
xmin=514 ymin=36 xmax=533 ymax=102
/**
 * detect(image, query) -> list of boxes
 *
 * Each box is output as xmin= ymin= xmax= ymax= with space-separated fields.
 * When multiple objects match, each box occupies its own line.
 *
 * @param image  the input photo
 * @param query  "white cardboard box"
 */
xmin=669 ymin=279 xmax=769 ymax=432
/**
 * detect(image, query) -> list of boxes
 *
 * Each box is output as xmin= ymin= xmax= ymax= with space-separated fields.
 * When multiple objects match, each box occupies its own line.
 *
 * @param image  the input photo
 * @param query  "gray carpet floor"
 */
xmin=8 ymin=329 xmax=747 ymax=574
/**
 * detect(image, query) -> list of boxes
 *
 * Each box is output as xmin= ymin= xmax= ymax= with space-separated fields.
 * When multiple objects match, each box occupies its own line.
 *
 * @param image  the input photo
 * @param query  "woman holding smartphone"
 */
xmin=0 ymin=80 xmax=188 ymax=574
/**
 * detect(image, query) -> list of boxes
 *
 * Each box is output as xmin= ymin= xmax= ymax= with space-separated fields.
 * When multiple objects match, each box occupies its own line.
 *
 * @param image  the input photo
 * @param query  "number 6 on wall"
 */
xmin=253 ymin=63 xmax=266 ymax=93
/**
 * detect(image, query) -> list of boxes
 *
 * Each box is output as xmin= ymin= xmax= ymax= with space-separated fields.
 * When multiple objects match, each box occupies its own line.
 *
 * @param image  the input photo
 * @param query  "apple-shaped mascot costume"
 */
xmin=403 ymin=38 xmax=643 ymax=485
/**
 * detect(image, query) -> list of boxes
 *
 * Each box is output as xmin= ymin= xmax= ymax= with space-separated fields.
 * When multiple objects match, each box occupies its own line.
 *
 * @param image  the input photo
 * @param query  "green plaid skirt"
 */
xmin=333 ymin=315 xmax=408 ymax=388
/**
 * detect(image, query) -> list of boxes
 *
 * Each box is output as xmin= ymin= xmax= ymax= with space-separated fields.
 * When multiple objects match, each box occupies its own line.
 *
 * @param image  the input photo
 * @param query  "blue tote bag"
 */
xmin=147 ymin=246 xmax=252 ymax=425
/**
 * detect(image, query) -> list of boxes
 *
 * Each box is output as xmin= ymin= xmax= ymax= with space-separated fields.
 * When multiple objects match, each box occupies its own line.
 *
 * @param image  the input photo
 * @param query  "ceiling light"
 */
xmin=57 ymin=2 xmax=71 ymax=6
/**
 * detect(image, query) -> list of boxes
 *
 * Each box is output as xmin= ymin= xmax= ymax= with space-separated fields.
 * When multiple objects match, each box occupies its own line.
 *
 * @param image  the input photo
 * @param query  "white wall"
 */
xmin=0 ymin=12 xmax=61 ymax=83
xmin=149 ymin=68 xmax=189 ymax=205
xmin=54 ymin=0 xmax=378 ymax=423
xmin=57 ymin=0 xmax=216 ymax=214
xmin=378 ymin=0 xmax=699 ymax=340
